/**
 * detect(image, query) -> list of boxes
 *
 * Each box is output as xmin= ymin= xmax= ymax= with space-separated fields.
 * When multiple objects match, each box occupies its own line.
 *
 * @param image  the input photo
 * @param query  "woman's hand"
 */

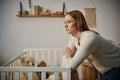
xmin=64 ymin=47 xmax=75 ymax=58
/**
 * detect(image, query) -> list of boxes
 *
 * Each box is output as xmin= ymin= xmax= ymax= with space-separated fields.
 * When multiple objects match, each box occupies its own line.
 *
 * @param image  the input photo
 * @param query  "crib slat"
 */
xmin=1 ymin=72 xmax=6 ymax=80
xmin=6 ymin=72 xmax=9 ymax=80
xmin=67 ymin=68 xmax=71 ymax=80
xmin=41 ymin=72 xmax=46 ymax=80
xmin=35 ymin=51 xmax=38 ymax=66
xmin=42 ymin=50 xmax=44 ymax=61
xmin=28 ymin=72 xmax=32 ymax=80
xmin=48 ymin=50 xmax=50 ymax=65
xmin=7 ymin=71 xmax=13 ymax=80
xmin=54 ymin=50 xmax=57 ymax=66
xmin=54 ymin=72 xmax=59 ymax=80
xmin=14 ymin=72 xmax=20 ymax=80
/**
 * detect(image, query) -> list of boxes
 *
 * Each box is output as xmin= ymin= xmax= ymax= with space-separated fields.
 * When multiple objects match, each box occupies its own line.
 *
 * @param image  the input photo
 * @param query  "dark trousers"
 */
xmin=99 ymin=66 xmax=120 ymax=80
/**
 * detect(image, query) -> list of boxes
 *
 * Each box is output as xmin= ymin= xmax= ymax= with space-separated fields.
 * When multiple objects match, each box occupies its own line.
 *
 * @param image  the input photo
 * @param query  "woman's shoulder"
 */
xmin=81 ymin=31 xmax=97 ymax=37
xmin=80 ymin=31 xmax=101 ymax=43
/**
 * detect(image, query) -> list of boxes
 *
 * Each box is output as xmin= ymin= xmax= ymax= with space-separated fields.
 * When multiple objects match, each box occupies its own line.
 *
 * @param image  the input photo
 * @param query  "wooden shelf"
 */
xmin=17 ymin=1 xmax=66 ymax=18
xmin=16 ymin=14 xmax=64 ymax=17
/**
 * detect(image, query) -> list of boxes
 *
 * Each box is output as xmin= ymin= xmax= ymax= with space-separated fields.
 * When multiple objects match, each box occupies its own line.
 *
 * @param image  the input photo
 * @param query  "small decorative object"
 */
xmin=62 ymin=2 xmax=65 ymax=15
xmin=34 ymin=5 xmax=40 ymax=15
xmin=28 ymin=0 xmax=32 ymax=9
xmin=28 ymin=0 xmax=32 ymax=14
xmin=45 ymin=8 xmax=51 ymax=13
xmin=52 ymin=11 xmax=63 ymax=15
xmin=24 ymin=10 xmax=29 ymax=15
xmin=84 ymin=0 xmax=96 ymax=28
xmin=40 ymin=12 xmax=50 ymax=16
xmin=84 ymin=8 xmax=96 ymax=28
xmin=19 ymin=1 xmax=23 ymax=16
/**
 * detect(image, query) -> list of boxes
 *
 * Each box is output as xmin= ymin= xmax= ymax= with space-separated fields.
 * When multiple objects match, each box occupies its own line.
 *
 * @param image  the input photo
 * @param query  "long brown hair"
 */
xmin=65 ymin=10 xmax=99 ymax=34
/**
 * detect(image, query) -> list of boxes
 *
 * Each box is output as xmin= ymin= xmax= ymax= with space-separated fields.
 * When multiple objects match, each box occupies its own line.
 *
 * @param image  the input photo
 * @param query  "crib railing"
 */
xmin=1 ymin=52 xmax=25 ymax=67
xmin=0 ymin=67 xmax=71 ymax=80
xmin=0 ymin=48 xmax=71 ymax=80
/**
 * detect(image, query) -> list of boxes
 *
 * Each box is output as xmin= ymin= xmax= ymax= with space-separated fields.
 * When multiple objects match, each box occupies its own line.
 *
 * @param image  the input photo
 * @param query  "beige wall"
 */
xmin=0 ymin=0 xmax=120 ymax=79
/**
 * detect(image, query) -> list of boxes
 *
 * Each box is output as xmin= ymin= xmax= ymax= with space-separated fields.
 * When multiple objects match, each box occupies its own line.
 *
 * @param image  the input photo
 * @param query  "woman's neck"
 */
xmin=71 ymin=31 xmax=81 ymax=45
xmin=72 ymin=31 xmax=81 ymax=40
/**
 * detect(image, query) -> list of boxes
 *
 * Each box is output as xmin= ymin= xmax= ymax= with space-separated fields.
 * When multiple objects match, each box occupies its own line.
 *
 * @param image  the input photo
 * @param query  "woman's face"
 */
xmin=64 ymin=14 xmax=77 ymax=35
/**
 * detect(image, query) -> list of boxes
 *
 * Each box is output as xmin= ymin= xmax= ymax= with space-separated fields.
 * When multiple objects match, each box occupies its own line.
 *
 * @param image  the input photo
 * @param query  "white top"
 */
xmin=62 ymin=31 xmax=120 ymax=74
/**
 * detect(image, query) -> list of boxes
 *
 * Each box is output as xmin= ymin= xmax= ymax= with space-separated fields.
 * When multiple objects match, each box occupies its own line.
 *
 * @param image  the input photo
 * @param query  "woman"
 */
xmin=63 ymin=10 xmax=120 ymax=80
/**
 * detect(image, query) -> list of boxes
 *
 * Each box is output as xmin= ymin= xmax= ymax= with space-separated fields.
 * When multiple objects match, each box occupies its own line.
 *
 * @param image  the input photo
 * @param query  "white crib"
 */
xmin=0 ymin=48 xmax=71 ymax=80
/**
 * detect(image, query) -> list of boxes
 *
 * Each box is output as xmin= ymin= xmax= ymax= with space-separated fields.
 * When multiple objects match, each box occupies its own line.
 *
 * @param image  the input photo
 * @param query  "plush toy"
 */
xmin=36 ymin=60 xmax=49 ymax=80
xmin=20 ymin=56 xmax=39 ymax=80
xmin=37 ymin=60 xmax=63 ymax=80
xmin=47 ymin=72 xmax=63 ymax=80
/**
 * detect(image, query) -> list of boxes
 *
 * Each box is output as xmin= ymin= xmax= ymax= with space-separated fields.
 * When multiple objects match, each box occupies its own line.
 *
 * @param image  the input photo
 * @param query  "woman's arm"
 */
xmin=65 ymin=37 xmax=77 ymax=58
xmin=62 ymin=47 xmax=76 ymax=68
xmin=64 ymin=34 xmax=97 ymax=69
xmin=64 ymin=47 xmax=76 ymax=58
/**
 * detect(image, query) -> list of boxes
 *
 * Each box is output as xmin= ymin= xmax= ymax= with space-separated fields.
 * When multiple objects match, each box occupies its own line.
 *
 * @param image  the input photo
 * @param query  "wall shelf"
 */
xmin=16 ymin=14 xmax=64 ymax=17
xmin=17 ymin=1 xmax=66 ymax=18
